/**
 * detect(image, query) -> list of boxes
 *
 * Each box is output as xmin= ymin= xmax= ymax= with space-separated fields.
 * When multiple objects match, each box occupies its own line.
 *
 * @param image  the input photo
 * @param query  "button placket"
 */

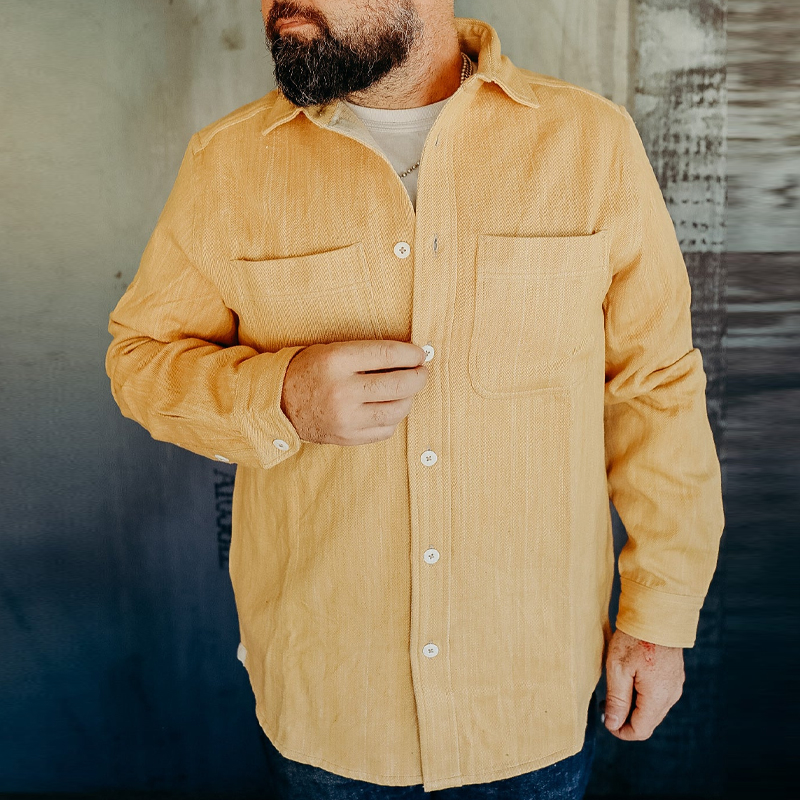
xmin=407 ymin=115 xmax=463 ymax=783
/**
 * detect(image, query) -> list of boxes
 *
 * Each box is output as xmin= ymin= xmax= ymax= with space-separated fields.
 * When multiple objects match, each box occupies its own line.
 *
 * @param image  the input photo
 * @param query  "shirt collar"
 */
xmin=260 ymin=17 xmax=539 ymax=138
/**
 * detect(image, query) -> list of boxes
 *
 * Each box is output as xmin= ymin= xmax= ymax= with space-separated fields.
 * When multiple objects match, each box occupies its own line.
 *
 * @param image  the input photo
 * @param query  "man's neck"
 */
xmin=343 ymin=20 xmax=462 ymax=110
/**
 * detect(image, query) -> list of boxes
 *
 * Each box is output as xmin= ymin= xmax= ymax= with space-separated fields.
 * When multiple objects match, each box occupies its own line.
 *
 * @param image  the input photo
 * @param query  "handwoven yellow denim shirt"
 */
xmin=106 ymin=17 xmax=725 ymax=793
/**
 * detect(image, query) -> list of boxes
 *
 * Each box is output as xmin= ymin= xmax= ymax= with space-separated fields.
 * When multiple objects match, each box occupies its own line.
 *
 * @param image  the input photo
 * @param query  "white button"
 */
xmin=394 ymin=241 xmax=411 ymax=259
xmin=422 ymin=345 xmax=435 ymax=363
xmin=423 ymin=548 xmax=440 ymax=564
xmin=236 ymin=642 xmax=247 ymax=664
xmin=423 ymin=643 xmax=439 ymax=658
xmin=214 ymin=454 xmax=231 ymax=463
xmin=273 ymin=439 xmax=290 ymax=451
xmin=421 ymin=450 xmax=438 ymax=466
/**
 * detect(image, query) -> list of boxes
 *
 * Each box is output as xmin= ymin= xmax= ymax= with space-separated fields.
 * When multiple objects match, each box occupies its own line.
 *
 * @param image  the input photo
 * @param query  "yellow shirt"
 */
xmin=105 ymin=17 xmax=725 ymax=793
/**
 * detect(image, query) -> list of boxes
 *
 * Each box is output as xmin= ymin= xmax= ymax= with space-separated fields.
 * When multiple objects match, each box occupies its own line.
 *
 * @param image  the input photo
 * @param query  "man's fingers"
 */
xmin=620 ymin=685 xmax=681 ymax=741
xmin=613 ymin=677 xmax=682 ymax=741
xmin=603 ymin=663 xmax=634 ymax=732
xmin=347 ymin=340 xmax=427 ymax=373
xmin=615 ymin=692 xmax=661 ymax=740
xmin=632 ymin=690 xmax=669 ymax=734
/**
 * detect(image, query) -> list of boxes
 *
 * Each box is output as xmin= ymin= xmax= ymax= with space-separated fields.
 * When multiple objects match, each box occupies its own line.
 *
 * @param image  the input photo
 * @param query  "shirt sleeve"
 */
xmin=603 ymin=107 xmax=725 ymax=648
xmin=105 ymin=134 xmax=306 ymax=470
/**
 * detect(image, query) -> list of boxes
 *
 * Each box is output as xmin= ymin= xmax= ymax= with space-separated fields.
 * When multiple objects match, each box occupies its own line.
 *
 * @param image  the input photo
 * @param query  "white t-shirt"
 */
xmin=342 ymin=96 xmax=451 ymax=210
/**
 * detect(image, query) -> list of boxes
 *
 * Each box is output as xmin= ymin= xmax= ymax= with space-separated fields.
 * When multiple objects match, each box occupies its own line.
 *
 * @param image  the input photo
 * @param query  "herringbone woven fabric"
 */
xmin=105 ymin=18 xmax=725 ymax=792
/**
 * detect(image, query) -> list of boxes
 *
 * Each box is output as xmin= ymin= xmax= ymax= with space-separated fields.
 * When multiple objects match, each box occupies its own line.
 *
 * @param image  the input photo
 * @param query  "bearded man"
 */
xmin=105 ymin=2 xmax=725 ymax=797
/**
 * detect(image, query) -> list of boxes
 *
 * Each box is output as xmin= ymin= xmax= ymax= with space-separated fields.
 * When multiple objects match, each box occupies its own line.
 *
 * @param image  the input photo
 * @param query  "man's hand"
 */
xmin=280 ymin=339 xmax=429 ymax=446
xmin=602 ymin=629 xmax=685 ymax=741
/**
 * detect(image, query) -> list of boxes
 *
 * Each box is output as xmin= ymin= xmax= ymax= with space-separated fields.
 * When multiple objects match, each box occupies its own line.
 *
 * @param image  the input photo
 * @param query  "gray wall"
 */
xmin=2 ymin=2 xmax=274 ymax=793
xmin=4 ymin=0 xmax=790 ymax=796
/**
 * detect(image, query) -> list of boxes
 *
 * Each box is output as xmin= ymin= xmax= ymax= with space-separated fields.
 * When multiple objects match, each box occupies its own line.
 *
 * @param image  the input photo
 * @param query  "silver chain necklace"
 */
xmin=397 ymin=52 xmax=475 ymax=179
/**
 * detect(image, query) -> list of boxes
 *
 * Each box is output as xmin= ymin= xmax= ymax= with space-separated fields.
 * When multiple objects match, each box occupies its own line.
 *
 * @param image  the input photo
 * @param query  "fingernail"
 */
xmin=606 ymin=715 xmax=619 ymax=728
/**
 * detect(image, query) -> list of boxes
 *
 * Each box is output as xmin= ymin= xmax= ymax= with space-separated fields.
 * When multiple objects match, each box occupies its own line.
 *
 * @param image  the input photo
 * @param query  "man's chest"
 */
xmin=200 ymin=117 xmax=615 ymax=394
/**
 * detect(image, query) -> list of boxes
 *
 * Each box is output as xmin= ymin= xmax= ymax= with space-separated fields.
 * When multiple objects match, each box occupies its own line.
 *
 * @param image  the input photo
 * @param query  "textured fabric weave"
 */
xmin=105 ymin=17 xmax=725 ymax=793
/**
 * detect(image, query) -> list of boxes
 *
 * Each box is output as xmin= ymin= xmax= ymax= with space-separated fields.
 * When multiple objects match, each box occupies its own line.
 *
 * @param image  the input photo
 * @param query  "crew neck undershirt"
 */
xmin=342 ymin=94 xmax=453 ymax=210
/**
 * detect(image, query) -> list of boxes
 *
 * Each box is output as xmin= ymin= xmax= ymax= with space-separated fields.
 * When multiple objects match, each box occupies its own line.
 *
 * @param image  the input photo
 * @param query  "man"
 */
xmin=105 ymin=1 xmax=725 ymax=797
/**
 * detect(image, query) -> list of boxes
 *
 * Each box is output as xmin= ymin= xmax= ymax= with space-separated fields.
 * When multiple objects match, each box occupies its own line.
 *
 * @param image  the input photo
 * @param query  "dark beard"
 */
xmin=265 ymin=1 xmax=422 ymax=107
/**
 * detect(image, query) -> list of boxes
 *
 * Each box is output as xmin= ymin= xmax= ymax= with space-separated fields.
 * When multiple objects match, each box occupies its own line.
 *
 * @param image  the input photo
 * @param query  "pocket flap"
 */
xmin=232 ymin=241 xmax=372 ymax=296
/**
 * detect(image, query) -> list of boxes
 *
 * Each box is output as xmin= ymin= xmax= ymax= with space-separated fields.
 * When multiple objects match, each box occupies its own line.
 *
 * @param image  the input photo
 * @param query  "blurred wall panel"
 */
xmin=723 ymin=1 xmax=799 ymax=795
xmin=727 ymin=1 xmax=799 ymax=251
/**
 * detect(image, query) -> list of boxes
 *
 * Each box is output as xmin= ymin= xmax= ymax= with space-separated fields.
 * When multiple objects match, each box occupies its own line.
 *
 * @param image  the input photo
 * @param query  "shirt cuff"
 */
xmin=615 ymin=576 xmax=704 ymax=648
xmin=234 ymin=344 xmax=308 ymax=469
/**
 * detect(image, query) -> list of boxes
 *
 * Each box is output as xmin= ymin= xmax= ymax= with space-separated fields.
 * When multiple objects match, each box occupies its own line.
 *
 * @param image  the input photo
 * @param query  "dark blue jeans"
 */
xmin=258 ymin=691 xmax=598 ymax=799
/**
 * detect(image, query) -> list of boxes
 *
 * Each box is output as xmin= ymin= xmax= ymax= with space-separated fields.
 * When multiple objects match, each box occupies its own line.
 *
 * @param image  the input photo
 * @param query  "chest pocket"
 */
xmin=468 ymin=231 xmax=610 ymax=397
xmin=229 ymin=242 xmax=383 ymax=352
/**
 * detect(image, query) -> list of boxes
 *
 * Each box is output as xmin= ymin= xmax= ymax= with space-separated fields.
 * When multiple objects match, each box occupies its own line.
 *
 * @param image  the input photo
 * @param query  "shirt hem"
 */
xmin=422 ymin=739 xmax=585 ymax=792
xmin=255 ymin=709 xmax=424 ymax=784
xmin=255 ymin=707 xmax=586 ymax=791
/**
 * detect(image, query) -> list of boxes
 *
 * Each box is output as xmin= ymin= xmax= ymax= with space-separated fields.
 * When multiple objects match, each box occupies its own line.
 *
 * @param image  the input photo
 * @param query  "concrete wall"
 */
xmin=1 ymin=0 xmax=762 ymax=795
xmin=1 ymin=2 xmax=275 ymax=793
